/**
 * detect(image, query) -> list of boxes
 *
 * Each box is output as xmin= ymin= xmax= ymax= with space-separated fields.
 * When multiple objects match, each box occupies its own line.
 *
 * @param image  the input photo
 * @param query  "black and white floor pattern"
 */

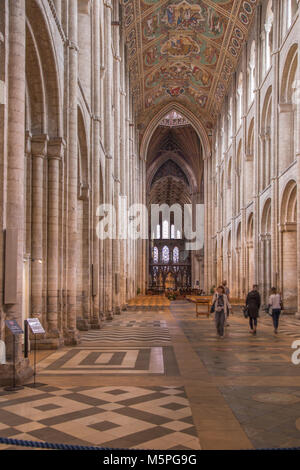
xmin=80 ymin=321 xmax=171 ymax=345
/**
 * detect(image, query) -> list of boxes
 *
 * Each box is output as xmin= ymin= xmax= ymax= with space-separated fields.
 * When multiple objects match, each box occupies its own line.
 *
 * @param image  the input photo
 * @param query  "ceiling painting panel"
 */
xmin=122 ymin=0 xmax=258 ymax=130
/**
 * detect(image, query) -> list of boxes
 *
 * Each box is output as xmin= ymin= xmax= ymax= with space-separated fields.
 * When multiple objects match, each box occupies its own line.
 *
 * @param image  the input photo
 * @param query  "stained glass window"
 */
xmin=162 ymin=246 xmax=169 ymax=263
xmin=153 ymin=247 xmax=158 ymax=263
xmin=156 ymin=224 xmax=161 ymax=239
xmin=162 ymin=220 xmax=169 ymax=239
xmin=173 ymin=247 xmax=179 ymax=263
xmin=160 ymin=111 xmax=189 ymax=127
xmin=171 ymin=224 xmax=175 ymax=239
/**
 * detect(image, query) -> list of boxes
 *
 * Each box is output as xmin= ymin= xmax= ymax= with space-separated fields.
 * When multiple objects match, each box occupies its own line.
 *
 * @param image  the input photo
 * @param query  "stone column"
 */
xmin=91 ymin=0 xmax=102 ymax=329
xmin=241 ymin=207 xmax=246 ymax=297
xmin=267 ymin=234 xmax=271 ymax=300
xmin=1 ymin=0 xmax=32 ymax=385
xmin=271 ymin=11 xmax=280 ymax=292
xmin=141 ymin=158 xmax=147 ymax=294
xmin=47 ymin=138 xmax=65 ymax=347
xmin=31 ymin=135 xmax=48 ymax=326
xmin=104 ymin=0 xmax=114 ymax=319
xmin=65 ymin=0 xmax=79 ymax=344
xmin=296 ymin=32 xmax=300 ymax=318
xmin=112 ymin=8 xmax=121 ymax=314
xmin=124 ymin=89 xmax=130 ymax=305
xmin=204 ymin=157 xmax=209 ymax=293
xmin=119 ymin=73 xmax=127 ymax=307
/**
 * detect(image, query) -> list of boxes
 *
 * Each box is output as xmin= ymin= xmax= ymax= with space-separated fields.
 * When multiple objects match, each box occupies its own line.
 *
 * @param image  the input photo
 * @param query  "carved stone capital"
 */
xmin=92 ymin=114 xmax=102 ymax=123
xmin=260 ymin=233 xmax=271 ymax=241
xmin=31 ymin=134 xmax=49 ymax=158
xmin=48 ymin=137 xmax=66 ymax=161
xmin=104 ymin=0 xmax=112 ymax=9
xmin=66 ymin=39 xmax=79 ymax=52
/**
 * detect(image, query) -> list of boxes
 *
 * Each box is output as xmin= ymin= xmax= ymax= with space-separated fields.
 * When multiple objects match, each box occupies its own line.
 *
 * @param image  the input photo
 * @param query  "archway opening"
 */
xmin=146 ymin=110 xmax=204 ymax=294
xmin=280 ymin=181 xmax=297 ymax=312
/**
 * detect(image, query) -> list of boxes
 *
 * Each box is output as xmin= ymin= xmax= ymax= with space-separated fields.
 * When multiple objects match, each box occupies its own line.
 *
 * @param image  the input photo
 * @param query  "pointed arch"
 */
xmin=26 ymin=0 xmax=62 ymax=136
xmin=140 ymin=103 xmax=211 ymax=161
xmin=281 ymin=179 xmax=297 ymax=225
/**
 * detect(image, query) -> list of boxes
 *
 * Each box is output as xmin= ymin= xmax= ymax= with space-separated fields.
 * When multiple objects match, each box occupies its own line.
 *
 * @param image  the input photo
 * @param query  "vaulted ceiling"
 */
xmin=123 ymin=0 xmax=258 ymax=131
xmin=147 ymin=123 xmax=203 ymax=206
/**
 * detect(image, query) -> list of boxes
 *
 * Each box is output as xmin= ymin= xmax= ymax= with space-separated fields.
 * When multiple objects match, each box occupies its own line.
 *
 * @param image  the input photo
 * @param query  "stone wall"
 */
xmin=205 ymin=0 xmax=300 ymax=313
xmin=0 ymin=0 xmax=146 ymax=385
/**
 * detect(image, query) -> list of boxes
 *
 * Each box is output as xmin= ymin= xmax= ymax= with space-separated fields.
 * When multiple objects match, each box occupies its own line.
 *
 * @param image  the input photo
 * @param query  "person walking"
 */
xmin=246 ymin=285 xmax=261 ymax=335
xmin=222 ymin=280 xmax=231 ymax=326
xmin=211 ymin=286 xmax=231 ymax=339
xmin=268 ymin=287 xmax=283 ymax=334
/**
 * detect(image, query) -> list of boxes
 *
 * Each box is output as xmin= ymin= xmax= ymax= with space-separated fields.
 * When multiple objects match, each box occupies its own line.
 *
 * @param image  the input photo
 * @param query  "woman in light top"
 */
xmin=211 ymin=286 xmax=232 ymax=339
xmin=268 ymin=287 xmax=283 ymax=335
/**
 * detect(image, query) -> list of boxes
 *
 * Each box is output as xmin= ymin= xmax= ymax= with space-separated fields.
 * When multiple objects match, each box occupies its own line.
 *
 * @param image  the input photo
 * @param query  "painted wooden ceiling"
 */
xmin=122 ymin=0 xmax=258 ymax=130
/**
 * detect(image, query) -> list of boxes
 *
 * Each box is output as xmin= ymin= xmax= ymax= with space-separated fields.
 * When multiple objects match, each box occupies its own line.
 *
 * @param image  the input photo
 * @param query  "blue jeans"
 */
xmin=272 ymin=309 xmax=281 ymax=329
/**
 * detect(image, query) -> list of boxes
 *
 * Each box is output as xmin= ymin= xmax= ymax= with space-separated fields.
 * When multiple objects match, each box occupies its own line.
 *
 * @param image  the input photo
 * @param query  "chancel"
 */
xmin=0 ymin=0 xmax=300 ymax=452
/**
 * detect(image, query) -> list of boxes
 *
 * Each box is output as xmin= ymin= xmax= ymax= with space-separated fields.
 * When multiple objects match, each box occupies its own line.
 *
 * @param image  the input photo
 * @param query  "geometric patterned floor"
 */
xmin=36 ymin=346 xmax=179 ymax=375
xmin=1 ymin=301 xmax=300 ymax=450
xmin=0 ymin=385 xmax=200 ymax=450
xmin=80 ymin=320 xmax=171 ymax=344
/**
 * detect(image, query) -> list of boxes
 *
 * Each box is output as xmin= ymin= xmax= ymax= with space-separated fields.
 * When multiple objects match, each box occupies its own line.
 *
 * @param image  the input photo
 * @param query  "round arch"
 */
xmin=261 ymin=198 xmax=272 ymax=234
xmin=280 ymin=179 xmax=297 ymax=311
xmin=281 ymin=179 xmax=297 ymax=224
xmin=280 ymin=43 xmax=298 ymax=104
xmin=261 ymin=86 xmax=272 ymax=130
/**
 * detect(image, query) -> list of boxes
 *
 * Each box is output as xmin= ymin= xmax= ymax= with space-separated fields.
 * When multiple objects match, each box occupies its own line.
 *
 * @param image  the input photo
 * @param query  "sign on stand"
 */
xmin=26 ymin=318 xmax=45 ymax=388
xmin=5 ymin=320 xmax=23 ymax=336
xmin=27 ymin=318 xmax=45 ymax=335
